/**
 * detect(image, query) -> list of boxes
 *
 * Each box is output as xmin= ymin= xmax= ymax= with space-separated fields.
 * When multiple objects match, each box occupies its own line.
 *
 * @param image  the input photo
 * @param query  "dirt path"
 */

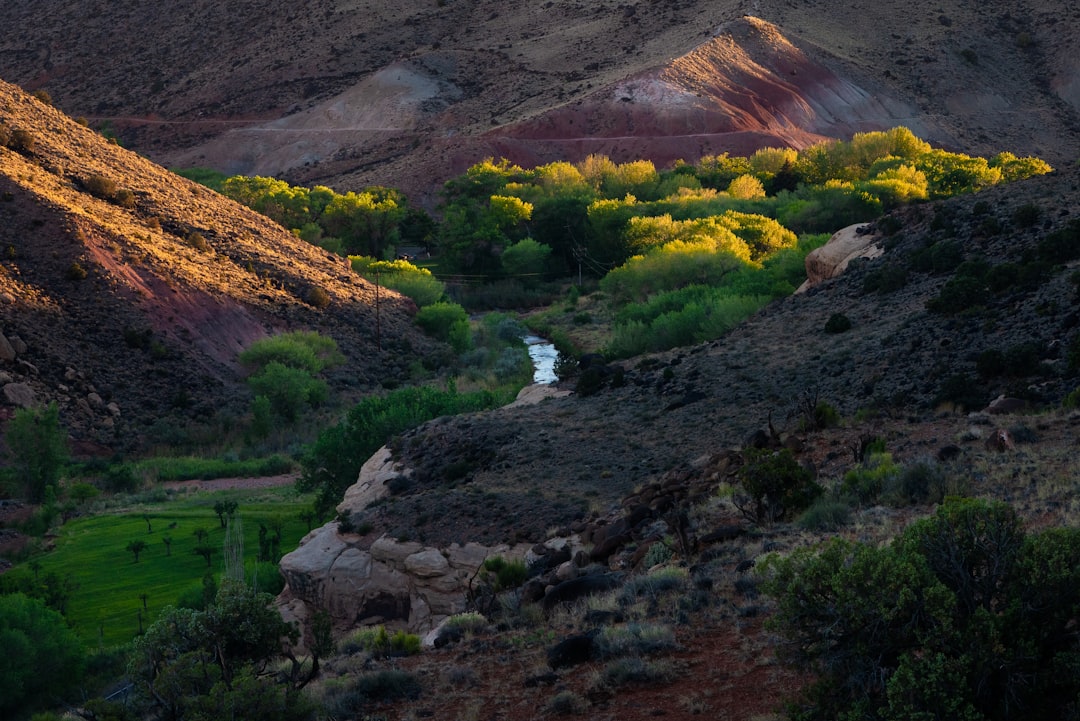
xmin=160 ymin=473 xmax=300 ymax=492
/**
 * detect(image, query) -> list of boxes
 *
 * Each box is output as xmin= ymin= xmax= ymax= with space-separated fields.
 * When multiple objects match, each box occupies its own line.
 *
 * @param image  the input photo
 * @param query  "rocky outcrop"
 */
xmin=277 ymin=446 xmax=531 ymax=639
xmin=797 ymin=223 xmax=883 ymax=292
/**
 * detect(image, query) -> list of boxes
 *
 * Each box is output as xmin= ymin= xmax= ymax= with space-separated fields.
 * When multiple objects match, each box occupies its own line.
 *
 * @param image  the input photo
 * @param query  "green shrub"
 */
xmin=840 ymin=452 xmax=899 ymax=504
xmin=482 ymin=555 xmax=528 ymax=590
xmin=501 ymin=237 xmax=552 ymax=279
xmin=884 ymin=458 xmax=949 ymax=506
xmin=1012 ymin=203 xmax=1041 ymax=228
xmin=186 ymin=232 xmax=211 ymax=252
xmin=935 ymin=372 xmax=985 ymax=411
xmin=114 ymin=188 xmax=136 ymax=209
xmin=351 ymin=256 xmax=446 ymax=307
xmin=593 ymin=623 xmax=678 ymax=659
xmin=546 ymin=690 xmax=588 ymax=715
xmin=84 ymin=174 xmax=118 ymax=200
xmin=415 ymin=301 xmax=469 ymax=340
xmin=340 ymin=625 xmax=421 ymax=657
xmin=926 ymin=275 xmax=986 ymax=314
xmin=1038 ymin=220 xmax=1080 ymax=264
xmin=6 ymin=403 xmax=68 ymax=503
xmin=0 ymin=594 xmax=86 ymax=717
xmin=246 ymin=361 xmax=327 ymax=421
xmin=794 ymin=394 xmax=840 ymax=431
xmin=736 ymin=448 xmax=821 ymax=524
xmin=591 ymin=657 xmax=675 ymax=690
xmin=444 ymin=612 xmax=488 ymax=634
xmin=239 ymin=331 xmax=343 ymax=374
xmin=304 ymin=285 xmax=331 ymax=309
xmin=862 ymin=263 xmax=908 ymax=294
xmin=323 ymin=669 xmax=421 ymax=715
xmin=66 ymin=262 xmax=88 ymax=280
xmin=761 ymin=498 xmax=1080 ymax=721
xmin=8 ymin=128 xmax=36 ymax=153
xmin=641 ymin=540 xmax=673 ymax=567
xmin=823 ymin=313 xmax=851 ymax=333
xmin=620 ymin=567 xmax=688 ymax=602
xmin=797 ymin=497 xmax=851 ymax=531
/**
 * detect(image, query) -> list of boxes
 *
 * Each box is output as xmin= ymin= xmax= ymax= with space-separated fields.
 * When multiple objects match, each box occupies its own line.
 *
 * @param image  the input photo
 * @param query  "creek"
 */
xmin=524 ymin=335 xmax=559 ymax=384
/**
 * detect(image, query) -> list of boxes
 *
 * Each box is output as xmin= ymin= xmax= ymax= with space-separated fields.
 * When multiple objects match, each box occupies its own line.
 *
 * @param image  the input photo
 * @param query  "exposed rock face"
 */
xmin=797 ymin=223 xmax=883 ymax=292
xmin=3 ymin=382 xmax=36 ymax=408
xmin=277 ymin=446 xmax=530 ymax=638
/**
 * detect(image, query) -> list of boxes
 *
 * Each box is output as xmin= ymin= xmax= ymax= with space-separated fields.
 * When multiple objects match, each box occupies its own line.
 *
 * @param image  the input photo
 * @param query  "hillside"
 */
xmin=1 ymin=1 xmax=1077 ymax=204
xmin=0 ymin=81 xmax=438 ymax=452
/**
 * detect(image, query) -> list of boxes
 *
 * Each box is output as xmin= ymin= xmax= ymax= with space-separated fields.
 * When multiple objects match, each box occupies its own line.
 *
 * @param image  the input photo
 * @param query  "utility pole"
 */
xmin=375 ymin=270 xmax=382 ymax=351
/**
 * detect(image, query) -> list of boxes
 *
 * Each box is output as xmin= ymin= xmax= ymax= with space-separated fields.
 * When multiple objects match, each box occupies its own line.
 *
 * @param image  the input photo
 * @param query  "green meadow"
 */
xmin=18 ymin=484 xmax=315 ymax=646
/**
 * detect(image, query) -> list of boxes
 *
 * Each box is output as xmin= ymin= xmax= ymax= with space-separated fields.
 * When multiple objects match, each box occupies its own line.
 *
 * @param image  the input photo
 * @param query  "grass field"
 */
xmin=14 ymin=483 xmax=316 ymax=646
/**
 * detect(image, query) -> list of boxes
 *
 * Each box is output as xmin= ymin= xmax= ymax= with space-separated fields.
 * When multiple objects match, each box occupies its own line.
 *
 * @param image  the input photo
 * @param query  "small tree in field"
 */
xmin=213 ymin=500 xmax=238 ymax=528
xmin=126 ymin=539 xmax=148 ymax=563
xmin=193 ymin=544 xmax=214 ymax=568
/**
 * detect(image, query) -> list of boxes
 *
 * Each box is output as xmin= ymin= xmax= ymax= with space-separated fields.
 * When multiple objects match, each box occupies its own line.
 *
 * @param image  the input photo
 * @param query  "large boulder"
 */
xmin=0 ymin=332 xmax=16 ymax=362
xmin=797 ymin=223 xmax=883 ymax=292
xmin=279 ymin=446 xmax=531 ymax=640
xmin=3 ymin=382 xmax=36 ymax=408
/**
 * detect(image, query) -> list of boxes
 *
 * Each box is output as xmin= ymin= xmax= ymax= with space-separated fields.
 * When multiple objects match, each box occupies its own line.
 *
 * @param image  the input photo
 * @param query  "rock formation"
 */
xmin=277 ymin=447 xmax=532 ymax=641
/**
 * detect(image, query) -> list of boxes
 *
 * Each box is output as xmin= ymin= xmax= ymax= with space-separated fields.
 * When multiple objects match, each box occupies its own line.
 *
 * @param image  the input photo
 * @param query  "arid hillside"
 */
xmin=1 ymin=1 xmax=1077 ymax=203
xmin=0 ymin=81 xmax=439 ymax=451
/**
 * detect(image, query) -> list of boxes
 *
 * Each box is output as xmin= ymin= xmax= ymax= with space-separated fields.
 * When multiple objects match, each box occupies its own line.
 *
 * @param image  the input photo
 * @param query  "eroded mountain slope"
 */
xmin=0 ymin=81 xmax=436 ymax=450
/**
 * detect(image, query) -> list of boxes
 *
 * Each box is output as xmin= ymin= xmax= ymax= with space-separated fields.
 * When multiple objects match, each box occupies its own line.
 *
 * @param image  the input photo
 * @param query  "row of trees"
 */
xmin=429 ymin=128 xmax=1050 ymax=277
xmin=199 ymin=174 xmax=433 ymax=259
xmin=199 ymin=128 xmax=1048 ymax=283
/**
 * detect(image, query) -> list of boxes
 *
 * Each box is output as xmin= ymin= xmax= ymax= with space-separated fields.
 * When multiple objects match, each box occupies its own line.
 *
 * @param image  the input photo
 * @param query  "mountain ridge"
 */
xmin=2 ymin=1 xmax=1077 ymax=204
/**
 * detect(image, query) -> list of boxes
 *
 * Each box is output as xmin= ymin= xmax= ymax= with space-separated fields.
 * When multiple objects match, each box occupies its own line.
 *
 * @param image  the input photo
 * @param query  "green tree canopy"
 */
xmin=128 ymin=580 xmax=309 ymax=721
xmin=5 ymin=402 xmax=69 ymax=503
xmin=0 ymin=593 xmax=86 ymax=717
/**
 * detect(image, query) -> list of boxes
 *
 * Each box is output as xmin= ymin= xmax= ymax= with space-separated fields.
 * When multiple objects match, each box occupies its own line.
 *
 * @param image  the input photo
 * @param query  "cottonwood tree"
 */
xmin=0 ymin=593 xmax=86 ymax=717
xmin=128 ymin=580 xmax=312 ymax=721
xmin=5 ymin=402 xmax=68 ymax=503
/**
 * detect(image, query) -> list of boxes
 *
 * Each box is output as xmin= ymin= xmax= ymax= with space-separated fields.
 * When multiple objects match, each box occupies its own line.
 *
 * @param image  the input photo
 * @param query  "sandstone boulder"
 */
xmin=797 ymin=223 xmax=883 ymax=292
